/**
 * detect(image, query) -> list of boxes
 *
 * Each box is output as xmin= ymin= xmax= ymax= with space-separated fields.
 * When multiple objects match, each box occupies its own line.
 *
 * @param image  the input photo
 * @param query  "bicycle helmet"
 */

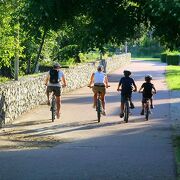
xmin=145 ymin=74 xmax=152 ymax=81
xmin=97 ymin=65 xmax=104 ymax=71
xmin=53 ymin=62 xmax=61 ymax=69
xmin=123 ymin=70 xmax=131 ymax=76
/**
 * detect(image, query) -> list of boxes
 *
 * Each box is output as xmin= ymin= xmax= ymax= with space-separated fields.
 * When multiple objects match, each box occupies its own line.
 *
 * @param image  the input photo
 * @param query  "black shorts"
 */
xmin=47 ymin=86 xmax=61 ymax=96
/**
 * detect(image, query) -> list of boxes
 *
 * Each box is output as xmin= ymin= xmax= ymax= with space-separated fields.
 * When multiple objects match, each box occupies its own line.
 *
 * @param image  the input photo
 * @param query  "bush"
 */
xmin=0 ymin=76 xmax=10 ymax=83
xmin=166 ymin=54 xmax=180 ymax=65
xmin=160 ymin=53 xmax=167 ymax=62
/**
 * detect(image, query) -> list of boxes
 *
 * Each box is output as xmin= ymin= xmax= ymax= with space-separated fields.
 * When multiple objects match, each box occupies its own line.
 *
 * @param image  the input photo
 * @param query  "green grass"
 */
xmin=132 ymin=57 xmax=160 ymax=61
xmin=166 ymin=66 xmax=180 ymax=90
xmin=0 ymin=76 xmax=10 ymax=84
xmin=173 ymin=136 xmax=180 ymax=180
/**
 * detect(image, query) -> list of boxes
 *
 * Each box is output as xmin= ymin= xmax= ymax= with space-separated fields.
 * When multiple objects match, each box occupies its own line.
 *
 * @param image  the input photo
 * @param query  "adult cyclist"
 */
xmin=45 ymin=62 xmax=67 ymax=119
xmin=89 ymin=65 xmax=109 ymax=115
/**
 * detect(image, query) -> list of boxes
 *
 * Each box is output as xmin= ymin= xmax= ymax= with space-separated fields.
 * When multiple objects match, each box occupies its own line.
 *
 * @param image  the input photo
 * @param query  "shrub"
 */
xmin=166 ymin=54 xmax=180 ymax=65
xmin=160 ymin=53 xmax=167 ymax=62
xmin=0 ymin=76 xmax=10 ymax=83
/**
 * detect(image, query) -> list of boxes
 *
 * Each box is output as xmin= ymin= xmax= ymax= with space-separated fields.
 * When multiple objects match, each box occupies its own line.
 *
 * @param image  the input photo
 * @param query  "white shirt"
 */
xmin=94 ymin=71 xmax=106 ymax=84
xmin=47 ymin=70 xmax=64 ymax=87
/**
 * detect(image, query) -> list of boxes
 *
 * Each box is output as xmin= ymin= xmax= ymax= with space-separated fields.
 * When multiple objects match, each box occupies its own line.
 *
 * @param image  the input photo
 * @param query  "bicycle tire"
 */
xmin=124 ymin=100 xmax=129 ymax=123
xmin=51 ymin=96 xmax=56 ymax=122
xmin=145 ymin=107 xmax=149 ymax=121
xmin=97 ymin=98 xmax=101 ymax=123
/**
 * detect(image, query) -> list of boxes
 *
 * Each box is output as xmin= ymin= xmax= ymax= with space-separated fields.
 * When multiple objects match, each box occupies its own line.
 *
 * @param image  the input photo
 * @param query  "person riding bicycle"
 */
xmin=45 ymin=62 xmax=67 ymax=119
xmin=89 ymin=65 xmax=109 ymax=115
xmin=117 ymin=70 xmax=137 ymax=118
xmin=139 ymin=74 xmax=156 ymax=115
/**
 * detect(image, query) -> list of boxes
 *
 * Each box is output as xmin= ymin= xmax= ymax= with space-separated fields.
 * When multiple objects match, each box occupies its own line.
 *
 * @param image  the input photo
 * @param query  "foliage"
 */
xmin=166 ymin=65 xmax=180 ymax=90
xmin=0 ymin=76 xmax=10 ymax=83
xmin=133 ymin=0 xmax=180 ymax=49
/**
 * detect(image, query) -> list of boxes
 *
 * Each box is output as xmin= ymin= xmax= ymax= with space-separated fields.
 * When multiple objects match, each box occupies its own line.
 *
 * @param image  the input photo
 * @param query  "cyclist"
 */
xmin=139 ymin=75 xmax=157 ymax=115
xmin=89 ymin=65 xmax=109 ymax=115
xmin=117 ymin=70 xmax=137 ymax=118
xmin=45 ymin=62 xmax=67 ymax=119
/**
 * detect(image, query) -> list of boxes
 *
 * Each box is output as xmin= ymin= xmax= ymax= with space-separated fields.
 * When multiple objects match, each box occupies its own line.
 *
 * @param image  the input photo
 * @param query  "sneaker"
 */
xmin=140 ymin=110 xmax=144 ymax=115
xmin=119 ymin=113 xmax=124 ymax=118
xmin=150 ymin=105 xmax=154 ymax=109
xmin=130 ymin=102 xmax=135 ymax=109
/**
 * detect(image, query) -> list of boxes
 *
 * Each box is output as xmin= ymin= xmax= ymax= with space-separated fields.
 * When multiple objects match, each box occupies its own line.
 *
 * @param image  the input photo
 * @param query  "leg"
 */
xmin=101 ymin=93 xmax=105 ymax=110
xmin=46 ymin=87 xmax=51 ymax=105
xmin=56 ymin=96 xmax=61 ymax=119
xmin=129 ymin=96 xmax=135 ymax=109
xmin=150 ymin=98 xmax=154 ymax=109
xmin=93 ymin=93 xmax=97 ymax=108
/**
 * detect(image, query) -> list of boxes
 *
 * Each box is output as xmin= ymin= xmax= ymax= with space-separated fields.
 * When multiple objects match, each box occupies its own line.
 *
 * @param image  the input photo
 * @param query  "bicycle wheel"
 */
xmin=97 ymin=98 xmax=101 ymax=123
xmin=145 ymin=105 xmax=149 ymax=121
xmin=51 ymin=96 xmax=56 ymax=122
xmin=124 ymin=100 xmax=129 ymax=123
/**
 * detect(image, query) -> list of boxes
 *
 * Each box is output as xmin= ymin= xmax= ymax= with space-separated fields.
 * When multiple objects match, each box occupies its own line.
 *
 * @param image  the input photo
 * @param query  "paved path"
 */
xmin=0 ymin=60 xmax=176 ymax=180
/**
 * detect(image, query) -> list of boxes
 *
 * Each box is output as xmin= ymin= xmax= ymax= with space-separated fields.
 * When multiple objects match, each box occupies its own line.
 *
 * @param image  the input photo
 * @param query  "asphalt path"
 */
xmin=0 ymin=60 xmax=176 ymax=180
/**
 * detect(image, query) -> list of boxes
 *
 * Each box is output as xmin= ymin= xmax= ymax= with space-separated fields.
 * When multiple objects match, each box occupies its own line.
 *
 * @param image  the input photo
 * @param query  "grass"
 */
xmin=166 ymin=65 xmax=180 ymax=90
xmin=132 ymin=57 xmax=160 ymax=61
xmin=173 ymin=136 xmax=180 ymax=180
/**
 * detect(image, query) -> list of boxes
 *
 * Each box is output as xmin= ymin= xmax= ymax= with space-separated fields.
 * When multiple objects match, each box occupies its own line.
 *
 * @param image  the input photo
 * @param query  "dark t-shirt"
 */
xmin=119 ymin=77 xmax=135 ymax=95
xmin=141 ymin=82 xmax=154 ymax=98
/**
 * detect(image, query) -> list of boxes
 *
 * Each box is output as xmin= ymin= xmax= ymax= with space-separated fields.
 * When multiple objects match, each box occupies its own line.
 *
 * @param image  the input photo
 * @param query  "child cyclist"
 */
xmin=117 ymin=70 xmax=137 ymax=118
xmin=139 ymin=75 xmax=157 ymax=115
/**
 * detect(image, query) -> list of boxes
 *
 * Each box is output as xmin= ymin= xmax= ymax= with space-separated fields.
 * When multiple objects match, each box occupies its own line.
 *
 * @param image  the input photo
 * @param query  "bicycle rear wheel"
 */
xmin=145 ymin=101 xmax=150 ymax=121
xmin=145 ymin=107 xmax=149 ymax=121
xmin=51 ymin=96 xmax=56 ymax=122
xmin=124 ymin=101 xmax=129 ymax=123
xmin=97 ymin=99 xmax=101 ymax=123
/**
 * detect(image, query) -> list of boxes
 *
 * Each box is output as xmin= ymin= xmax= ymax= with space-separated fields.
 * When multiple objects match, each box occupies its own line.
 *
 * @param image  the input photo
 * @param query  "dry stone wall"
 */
xmin=0 ymin=53 xmax=131 ymax=127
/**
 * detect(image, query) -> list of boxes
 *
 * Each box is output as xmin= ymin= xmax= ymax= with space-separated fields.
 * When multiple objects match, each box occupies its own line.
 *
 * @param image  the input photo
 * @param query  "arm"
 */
xmin=117 ymin=79 xmax=122 ymax=91
xmin=139 ymin=83 xmax=144 ymax=92
xmin=62 ymin=75 xmax=67 ymax=87
xmin=104 ymin=75 xmax=109 ymax=88
xmin=152 ymin=84 xmax=157 ymax=94
xmin=89 ymin=73 xmax=94 ymax=87
xmin=132 ymin=80 xmax=137 ymax=92
xmin=44 ymin=73 xmax=50 ymax=86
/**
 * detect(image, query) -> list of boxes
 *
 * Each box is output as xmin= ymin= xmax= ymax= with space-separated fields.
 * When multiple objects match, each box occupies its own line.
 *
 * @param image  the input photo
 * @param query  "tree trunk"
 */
xmin=33 ymin=29 xmax=47 ymax=73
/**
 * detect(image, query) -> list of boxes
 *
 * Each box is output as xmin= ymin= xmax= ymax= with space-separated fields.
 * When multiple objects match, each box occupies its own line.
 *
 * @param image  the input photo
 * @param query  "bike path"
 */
xmin=0 ymin=60 xmax=176 ymax=180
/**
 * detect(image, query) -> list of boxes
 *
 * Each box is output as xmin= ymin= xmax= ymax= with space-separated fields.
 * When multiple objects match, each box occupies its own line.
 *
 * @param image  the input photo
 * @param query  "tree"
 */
xmin=133 ymin=0 xmax=180 ymax=49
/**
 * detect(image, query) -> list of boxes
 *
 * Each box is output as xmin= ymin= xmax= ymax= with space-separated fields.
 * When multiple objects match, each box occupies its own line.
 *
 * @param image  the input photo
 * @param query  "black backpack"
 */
xmin=49 ymin=69 xmax=59 ymax=83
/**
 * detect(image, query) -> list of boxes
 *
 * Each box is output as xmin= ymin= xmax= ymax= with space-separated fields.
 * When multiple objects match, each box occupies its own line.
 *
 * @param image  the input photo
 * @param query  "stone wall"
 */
xmin=0 ymin=53 xmax=131 ymax=127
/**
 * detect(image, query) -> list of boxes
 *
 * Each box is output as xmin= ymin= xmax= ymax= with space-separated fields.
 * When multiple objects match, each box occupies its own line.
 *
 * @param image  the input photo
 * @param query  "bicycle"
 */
xmin=117 ymin=89 xmax=136 ymax=123
xmin=88 ymin=85 xmax=109 ymax=123
xmin=139 ymin=91 xmax=155 ymax=121
xmin=50 ymin=92 xmax=56 ymax=122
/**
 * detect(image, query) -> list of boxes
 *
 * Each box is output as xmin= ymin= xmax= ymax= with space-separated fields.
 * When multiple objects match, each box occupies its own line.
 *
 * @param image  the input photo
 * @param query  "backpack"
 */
xmin=49 ymin=69 xmax=59 ymax=83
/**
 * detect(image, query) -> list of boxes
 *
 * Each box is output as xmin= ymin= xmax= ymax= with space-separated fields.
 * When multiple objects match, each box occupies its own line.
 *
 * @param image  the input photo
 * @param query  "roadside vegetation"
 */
xmin=166 ymin=66 xmax=180 ymax=90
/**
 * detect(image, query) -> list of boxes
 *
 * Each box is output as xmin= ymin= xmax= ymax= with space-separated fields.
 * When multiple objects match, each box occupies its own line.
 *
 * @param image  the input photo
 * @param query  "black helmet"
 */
xmin=123 ymin=70 xmax=131 ymax=76
xmin=53 ymin=62 xmax=61 ymax=69
xmin=97 ymin=65 xmax=104 ymax=71
xmin=145 ymin=74 xmax=152 ymax=81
